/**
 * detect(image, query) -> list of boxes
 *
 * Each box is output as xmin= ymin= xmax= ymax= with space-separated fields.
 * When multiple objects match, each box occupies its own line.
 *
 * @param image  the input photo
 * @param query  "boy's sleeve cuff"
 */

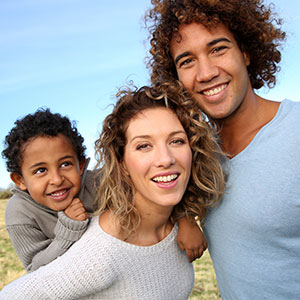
xmin=54 ymin=211 xmax=89 ymax=243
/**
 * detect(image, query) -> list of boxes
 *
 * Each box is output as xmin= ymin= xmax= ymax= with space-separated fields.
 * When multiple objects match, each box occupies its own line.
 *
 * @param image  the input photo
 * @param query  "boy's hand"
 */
xmin=64 ymin=198 xmax=88 ymax=221
xmin=177 ymin=216 xmax=207 ymax=262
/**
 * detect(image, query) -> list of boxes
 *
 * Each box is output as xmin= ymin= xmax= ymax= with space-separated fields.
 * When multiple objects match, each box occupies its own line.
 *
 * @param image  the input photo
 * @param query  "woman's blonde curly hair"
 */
xmin=94 ymin=82 xmax=225 ymax=238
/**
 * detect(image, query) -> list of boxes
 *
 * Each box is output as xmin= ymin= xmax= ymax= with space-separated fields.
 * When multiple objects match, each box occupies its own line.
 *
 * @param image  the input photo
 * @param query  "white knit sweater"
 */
xmin=0 ymin=216 xmax=194 ymax=299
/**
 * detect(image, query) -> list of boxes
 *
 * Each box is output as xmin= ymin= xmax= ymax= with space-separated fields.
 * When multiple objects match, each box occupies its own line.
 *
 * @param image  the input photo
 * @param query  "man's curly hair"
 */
xmin=145 ymin=0 xmax=286 ymax=89
xmin=94 ymin=82 xmax=225 ymax=239
xmin=2 ymin=108 xmax=86 ymax=175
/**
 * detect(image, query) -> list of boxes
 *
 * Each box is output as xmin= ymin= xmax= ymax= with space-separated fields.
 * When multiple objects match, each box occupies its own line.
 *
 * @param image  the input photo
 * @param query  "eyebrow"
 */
xmin=208 ymin=37 xmax=231 ymax=47
xmin=29 ymin=155 xmax=75 ymax=169
xmin=129 ymin=130 xmax=187 ymax=143
xmin=175 ymin=52 xmax=190 ymax=65
xmin=29 ymin=162 xmax=46 ymax=170
xmin=174 ymin=37 xmax=232 ymax=65
xmin=59 ymin=155 xmax=75 ymax=161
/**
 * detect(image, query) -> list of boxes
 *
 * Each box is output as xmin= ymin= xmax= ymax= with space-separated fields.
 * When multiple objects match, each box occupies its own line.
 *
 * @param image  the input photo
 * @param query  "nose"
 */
xmin=154 ymin=145 xmax=176 ymax=168
xmin=49 ymin=169 xmax=64 ymax=186
xmin=196 ymin=57 xmax=219 ymax=83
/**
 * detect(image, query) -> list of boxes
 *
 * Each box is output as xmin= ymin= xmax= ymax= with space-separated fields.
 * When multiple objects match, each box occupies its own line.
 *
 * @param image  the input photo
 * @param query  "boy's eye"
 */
xmin=34 ymin=167 xmax=47 ymax=175
xmin=61 ymin=161 xmax=72 ymax=168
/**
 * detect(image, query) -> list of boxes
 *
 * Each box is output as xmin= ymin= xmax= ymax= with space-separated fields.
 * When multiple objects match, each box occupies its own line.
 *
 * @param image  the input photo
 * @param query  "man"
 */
xmin=145 ymin=0 xmax=300 ymax=299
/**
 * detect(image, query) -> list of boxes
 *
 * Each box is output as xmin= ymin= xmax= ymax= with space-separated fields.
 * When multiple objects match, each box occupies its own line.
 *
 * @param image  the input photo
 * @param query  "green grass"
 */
xmin=190 ymin=252 xmax=221 ymax=299
xmin=0 ymin=198 xmax=220 ymax=298
xmin=0 ymin=199 xmax=26 ymax=289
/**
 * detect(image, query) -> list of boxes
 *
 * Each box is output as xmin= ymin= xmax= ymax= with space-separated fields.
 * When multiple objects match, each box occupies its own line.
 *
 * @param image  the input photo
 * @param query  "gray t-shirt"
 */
xmin=204 ymin=99 xmax=300 ymax=299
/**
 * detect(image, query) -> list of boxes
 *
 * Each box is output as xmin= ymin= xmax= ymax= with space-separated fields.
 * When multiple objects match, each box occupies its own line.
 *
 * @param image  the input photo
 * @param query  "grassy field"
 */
xmin=0 ymin=199 xmax=220 ymax=299
xmin=0 ymin=199 xmax=26 ymax=289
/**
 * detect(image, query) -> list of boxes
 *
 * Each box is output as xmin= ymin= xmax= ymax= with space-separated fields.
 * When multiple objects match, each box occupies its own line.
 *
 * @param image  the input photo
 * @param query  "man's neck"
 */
xmin=218 ymin=94 xmax=280 ymax=158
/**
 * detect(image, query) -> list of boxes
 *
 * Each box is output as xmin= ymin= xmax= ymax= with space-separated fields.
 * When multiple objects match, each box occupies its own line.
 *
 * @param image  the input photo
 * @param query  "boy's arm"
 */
xmin=6 ymin=211 xmax=89 ymax=272
xmin=177 ymin=216 xmax=207 ymax=262
xmin=5 ymin=190 xmax=90 ymax=272
xmin=30 ymin=211 xmax=89 ymax=271
xmin=6 ymin=223 xmax=67 ymax=272
xmin=7 ymin=213 xmax=89 ymax=272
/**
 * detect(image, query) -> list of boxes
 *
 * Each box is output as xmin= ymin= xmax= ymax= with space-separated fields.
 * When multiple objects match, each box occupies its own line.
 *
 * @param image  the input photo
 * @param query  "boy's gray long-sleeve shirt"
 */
xmin=5 ymin=167 xmax=97 ymax=272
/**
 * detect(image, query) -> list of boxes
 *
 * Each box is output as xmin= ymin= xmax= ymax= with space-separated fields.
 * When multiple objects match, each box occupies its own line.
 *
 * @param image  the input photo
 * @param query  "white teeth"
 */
xmin=203 ymin=84 xmax=227 ymax=96
xmin=51 ymin=190 xmax=66 ymax=196
xmin=152 ymin=174 xmax=178 ymax=183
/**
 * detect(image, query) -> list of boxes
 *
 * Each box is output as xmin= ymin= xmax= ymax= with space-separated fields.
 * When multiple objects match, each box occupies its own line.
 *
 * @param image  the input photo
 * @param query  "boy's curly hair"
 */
xmin=145 ymin=0 xmax=286 ymax=89
xmin=2 ymin=108 xmax=86 ymax=175
xmin=94 ymin=82 xmax=225 ymax=239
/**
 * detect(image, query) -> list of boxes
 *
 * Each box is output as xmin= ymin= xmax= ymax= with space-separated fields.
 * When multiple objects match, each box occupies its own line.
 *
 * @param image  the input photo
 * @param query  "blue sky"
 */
xmin=1 ymin=0 xmax=300 ymax=189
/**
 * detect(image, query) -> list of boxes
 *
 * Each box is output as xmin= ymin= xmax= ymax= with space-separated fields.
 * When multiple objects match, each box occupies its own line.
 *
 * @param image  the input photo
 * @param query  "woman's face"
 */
xmin=123 ymin=107 xmax=192 ymax=215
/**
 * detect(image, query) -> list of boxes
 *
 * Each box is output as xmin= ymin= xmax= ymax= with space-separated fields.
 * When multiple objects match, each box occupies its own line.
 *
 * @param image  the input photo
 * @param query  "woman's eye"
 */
xmin=136 ymin=143 xmax=150 ymax=150
xmin=171 ymin=138 xmax=186 ymax=145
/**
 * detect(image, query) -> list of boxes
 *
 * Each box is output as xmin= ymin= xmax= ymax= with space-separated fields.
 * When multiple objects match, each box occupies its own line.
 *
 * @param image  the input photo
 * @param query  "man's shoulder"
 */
xmin=281 ymin=99 xmax=300 ymax=110
xmin=276 ymin=99 xmax=300 ymax=124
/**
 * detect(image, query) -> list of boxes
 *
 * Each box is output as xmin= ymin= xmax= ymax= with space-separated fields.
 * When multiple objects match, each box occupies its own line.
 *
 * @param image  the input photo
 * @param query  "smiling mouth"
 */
xmin=202 ymin=83 xmax=228 ymax=96
xmin=152 ymin=174 xmax=178 ymax=183
xmin=48 ymin=189 xmax=69 ymax=197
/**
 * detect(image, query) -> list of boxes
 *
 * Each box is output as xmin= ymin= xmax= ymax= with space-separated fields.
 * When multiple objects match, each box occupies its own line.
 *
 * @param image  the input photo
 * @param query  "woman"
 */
xmin=0 ymin=83 xmax=224 ymax=300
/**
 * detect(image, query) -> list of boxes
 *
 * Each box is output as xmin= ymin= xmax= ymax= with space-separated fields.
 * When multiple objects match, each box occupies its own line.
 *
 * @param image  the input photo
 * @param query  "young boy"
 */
xmin=2 ymin=108 xmax=206 ymax=273
xmin=2 ymin=108 xmax=97 ymax=272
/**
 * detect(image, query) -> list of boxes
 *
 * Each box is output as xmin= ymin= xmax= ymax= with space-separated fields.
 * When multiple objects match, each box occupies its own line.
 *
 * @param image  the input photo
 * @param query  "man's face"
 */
xmin=170 ymin=22 xmax=251 ymax=120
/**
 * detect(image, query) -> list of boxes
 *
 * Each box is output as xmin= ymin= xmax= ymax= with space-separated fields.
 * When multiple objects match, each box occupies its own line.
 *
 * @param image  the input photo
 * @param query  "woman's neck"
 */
xmin=126 ymin=210 xmax=174 ymax=246
xmin=99 ymin=208 xmax=174 ymax=246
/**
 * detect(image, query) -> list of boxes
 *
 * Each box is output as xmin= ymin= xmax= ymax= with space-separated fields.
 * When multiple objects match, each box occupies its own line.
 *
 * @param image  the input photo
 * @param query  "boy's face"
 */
xmin=11 ymin=134 xmax=85 ymax=211
xmin=170 ymin=22 xmax=251 ymax=120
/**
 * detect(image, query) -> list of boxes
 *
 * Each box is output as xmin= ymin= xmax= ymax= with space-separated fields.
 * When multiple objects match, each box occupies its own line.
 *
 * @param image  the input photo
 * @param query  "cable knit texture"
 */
xmin=0 ymin=216 xmax=194 ymax=300
xmin=5 ymin=168 xmax=97 ymax=272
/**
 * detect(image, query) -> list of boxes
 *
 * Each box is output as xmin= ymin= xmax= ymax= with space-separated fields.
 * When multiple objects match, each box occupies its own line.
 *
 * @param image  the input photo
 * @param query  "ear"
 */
xmin=241 ymin=46 xmax=250 ymax=67
xmin=10 ymin=173 xmax=27 ymax=191
xmin=244 ymin=52 xmax=250 ymax=67
xmin=79 ymin=158 xmax=86 ymax=175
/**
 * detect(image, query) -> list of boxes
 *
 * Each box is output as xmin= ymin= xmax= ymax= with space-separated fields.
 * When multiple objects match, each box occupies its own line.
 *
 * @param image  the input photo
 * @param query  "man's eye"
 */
xmin=179 ymin=58 xmax=193 ymax=67
xmin=212 ymin=46 xmax=227 ymax=54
